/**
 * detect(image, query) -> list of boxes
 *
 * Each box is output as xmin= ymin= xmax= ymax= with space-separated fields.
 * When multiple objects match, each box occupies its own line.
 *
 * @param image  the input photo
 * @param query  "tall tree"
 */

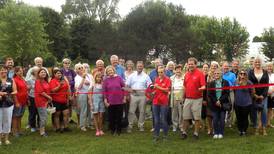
xmin=0 ymin=2 xmax=49 ymax=65
xmin=61 ymin=0 xmax=120 ymax=22
xmin=261 ymin=27 xmax=274 ymax=60
xmin=38 ymin=7 xmax=70 ymax=61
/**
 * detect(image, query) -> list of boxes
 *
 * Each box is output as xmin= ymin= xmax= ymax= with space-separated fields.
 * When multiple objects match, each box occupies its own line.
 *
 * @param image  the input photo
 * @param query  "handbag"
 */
xmin=47 ymin=102 xmax=56 ymax=114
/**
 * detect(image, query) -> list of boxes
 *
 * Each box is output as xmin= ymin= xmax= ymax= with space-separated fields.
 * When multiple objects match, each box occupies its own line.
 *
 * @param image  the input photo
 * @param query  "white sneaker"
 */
xmin=160 ymin=129 xmax=163 ymax=132
xmin=81 ymin=127 xmax=87 ymax=132
xmin=213 ymin=134 xmax=218 ymax=139
xmin=127 ymin=127 xmax=132 ymax=133
xmin=150 ymin=128 xmax=154 ymax=132
xmin=218 ymin=134 xmax=223 ymax=139
xmin=31 ymin=128 xmax=36 ymax=132
xmin=139 ymin=127 xmax=144 ymax=132
xmin=172 ymin=127 xmax=177 ymax=132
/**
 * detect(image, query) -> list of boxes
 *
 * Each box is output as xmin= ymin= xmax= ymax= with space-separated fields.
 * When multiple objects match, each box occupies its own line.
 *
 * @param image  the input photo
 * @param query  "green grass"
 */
xmin=2 ymin=112 xmax=274 ymax=154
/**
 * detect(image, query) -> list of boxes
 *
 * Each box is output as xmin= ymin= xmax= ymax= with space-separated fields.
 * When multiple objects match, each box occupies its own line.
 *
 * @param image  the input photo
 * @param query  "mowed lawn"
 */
xmin=2 ymin=111 xmax=274 ymax=154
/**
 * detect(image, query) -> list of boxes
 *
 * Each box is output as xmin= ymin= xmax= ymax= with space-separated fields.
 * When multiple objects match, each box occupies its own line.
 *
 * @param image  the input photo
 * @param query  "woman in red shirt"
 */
xmin=35 ymin=68 xmax=51 ymax=137
xmin=12 ymin=66 xmax=28 ymax=137
xmin=152 ymin=65 xmax=171 ymax=142
xmin=49 ymin=69 xmax=71 ymax=132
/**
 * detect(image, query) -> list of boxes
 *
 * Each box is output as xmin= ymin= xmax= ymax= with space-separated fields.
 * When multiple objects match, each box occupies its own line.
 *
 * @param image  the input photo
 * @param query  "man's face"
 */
xmin=175 ymin=67 xmax=182 ymax=75
xmin=187 ymin=60 xmax=196 ymax=71
xmin=111 ymin=58 xmax=119 ymax=66
xmin=136 ymin=63 xmax=144 ymax=73
xmin=6 ymin=60 xmax=14 ymax=69
xmin=35 ymin=59 xmax=43 ymax=67
xmin=97 ymin=62 xmax=104 ymax=70
xmin=222 ymin=63 xmax=229 ymax=73
xmin=232 ymin=61 xmax=239 ymax=70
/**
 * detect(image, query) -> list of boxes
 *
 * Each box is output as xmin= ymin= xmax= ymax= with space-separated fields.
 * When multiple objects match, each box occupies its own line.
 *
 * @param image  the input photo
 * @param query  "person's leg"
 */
xmin=3 ymin=105 xmax=13 ymax=143
xmin=182 ymin=99 xmax=192 ymax=135
xmin=79 ymin=94 xmax=88 ymax=129
xmin=0 ymin=108 xmax=3 ymax=135
xmin=54 ymin=111 xmax=61 ymax=131
xmin=242 ymin=105 xmax=251 ymax=133
xmin=192 ymin=98 xmax=202 ymax=136
xmin=160 ymin=105 xmax=169 ymax=137
xmin=152 ymin=104 xmax=160 ymax=138
xmin=62 ymin=109 xmax=70 ymax=129
xmin=116 ymin=104 xmax=124 ymax=135
xmin=93 ymin=113 xmax=99 ymax=135
xmin=37 ymin=107 xmax=48 ymax=135
xmin=220 ymin=111 xmax=226 ymax=136
xmin=138 ymin=96 xmax=146 ymax=131
xmin=262 ymin=98 xmax=268 ymax=135
xmin=11 ymin=115 xmax=18 ymax=135
xmin=212 ymin=111 xmax=219 ymax=135
xmin=128 ymin=95 xmax=138 ymax=131
xmin=99 ymin=112 xmax=104 ymax=132
xmin=250 ymin=103 xmax=258 ymax=128
xmin=108 ymin=105 xmax=115 ymax=134
xmin=234 ymin=105 xmax=242 ymax=132
xmin=172 ymin=102 xmax=179 ymax=131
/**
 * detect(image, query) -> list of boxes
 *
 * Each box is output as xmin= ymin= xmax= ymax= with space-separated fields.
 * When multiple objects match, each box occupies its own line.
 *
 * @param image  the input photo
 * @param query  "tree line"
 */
xmin=0 ymin=0 xmax=273 ymax=66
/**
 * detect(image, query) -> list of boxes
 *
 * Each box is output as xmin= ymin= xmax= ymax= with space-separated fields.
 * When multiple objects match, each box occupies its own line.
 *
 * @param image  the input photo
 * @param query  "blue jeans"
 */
xmin=251 ymin=98 xmax=268 ymax=128
xmin=152 ymin=104 xmax=169 ymax=137
xmin=212 ymin=110 xmax=225 ymax=135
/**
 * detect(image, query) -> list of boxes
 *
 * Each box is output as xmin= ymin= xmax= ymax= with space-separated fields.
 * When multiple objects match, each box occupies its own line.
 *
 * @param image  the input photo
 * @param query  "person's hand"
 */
xmin=48 ymin=96 xmax=52 ymax=102
xmin=0 ymin=92 xmax=7 ymax=96
xmin=104 ymin=102 xmax=110 ymax=108
xmin=123 ymin=97 xmax=126 ymax=103
xmin=216 ymin=100 xmax=221 ymax=107
xmin=15 ymin=103 xmax=20 ymax=108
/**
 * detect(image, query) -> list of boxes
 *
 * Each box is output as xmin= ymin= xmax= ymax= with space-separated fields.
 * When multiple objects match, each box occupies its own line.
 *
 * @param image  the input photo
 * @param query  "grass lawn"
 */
xmin=1 ymin=112 xmax=274 ymax=154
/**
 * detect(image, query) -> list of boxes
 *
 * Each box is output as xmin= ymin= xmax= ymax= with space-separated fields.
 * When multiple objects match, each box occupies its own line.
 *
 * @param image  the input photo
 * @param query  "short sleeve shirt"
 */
xmin=49 ymin=78 xmax=69 ymax=104
xmin=34 ymin=80 xmax=50 ymax=108
xmin=184 ymin=69 xmax=205 ymax=99
xmin=14 ymin=76 xmax=28 ymax=106
xmin=152 ymin=76 xmax=171 ymax=106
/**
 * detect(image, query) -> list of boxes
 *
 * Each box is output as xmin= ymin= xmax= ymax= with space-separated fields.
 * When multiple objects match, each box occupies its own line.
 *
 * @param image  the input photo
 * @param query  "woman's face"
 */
xmin=254 ymin=59 xmax=261 ymax=69
xmin=0 ymin=67 xmax=7 ymax=78
xmin=239 ymin=71 xmax=247 ymax=79
xmin=126 ymin=63 xmax=134 ymax=70
xmin=157 ymin=68 xmax=165 ymax=78
xmin=54 ymin=71 xmax=62 ymax=79
xmin=95 ymin=75 xmax=102 ymax=83
xmin=77 ymin=66 xmax=84 ymax=75
xmin=210 ymin=64 xmax=218 ymax=71
xmin=168 ymin=64 xmax=175 ymax=71
xmin=16 ymin=68 xmax=24 ymax=77
xmin=38 ymin=70 xmax=47 ymax=79
xmin=106 ymin=68 xmax=115 ymax=77
xmin=214 ymin=71 xmax=221 ymax=80
xmin=202 ymin=64 xmax=209 ymax=73
xmin=63 ymin=60 xmax=71 ymax=69
xmin=266 ymin=64 xmax=273 ymax=73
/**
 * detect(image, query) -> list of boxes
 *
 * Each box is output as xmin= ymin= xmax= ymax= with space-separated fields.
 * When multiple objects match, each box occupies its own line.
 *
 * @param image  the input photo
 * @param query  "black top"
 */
xmin=0 ymin=78 xmax=14 ymax=108
xmin=208 ymin=79 xmax=230 ymax=111
xmin=248 ymin=69 xmax=269 ymax=98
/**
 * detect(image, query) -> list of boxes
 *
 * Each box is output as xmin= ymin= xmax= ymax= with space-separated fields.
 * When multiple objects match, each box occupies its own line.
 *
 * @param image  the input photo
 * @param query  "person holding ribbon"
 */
xmin=248 ymin=56 xmax=269 ymax=135
xmin=208 ymin=68 xmax=230 ymax=139
xmin=49 ymin=68 xmax=71 ymax=133
xmin=234 ymin=69 xmax=254 ymax=136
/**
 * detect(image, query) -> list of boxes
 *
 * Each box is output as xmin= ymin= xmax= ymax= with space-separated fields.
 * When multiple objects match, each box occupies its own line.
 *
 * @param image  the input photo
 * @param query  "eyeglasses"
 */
xmin=78 ymin=67 xmax=83 ymax=70
xmin=64 ymin=62 xmax=70 ymax=64
xmin=158 ymin=71 xmax=164 ymax=74
xmin=239 ymin=73 xmax=246 ymax=76
xmin=214 ymin=73 xmax=220 ymax=74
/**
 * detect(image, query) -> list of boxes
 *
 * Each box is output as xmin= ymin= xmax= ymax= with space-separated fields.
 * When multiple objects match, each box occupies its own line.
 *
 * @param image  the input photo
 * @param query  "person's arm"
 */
xmin=102 ymin=79 xmax=109 ymax=107
xmin=198 ymin=73 xmax=206 ymax=91
xmin=88 ymin=86 xmax=93 ymax=110
xmin=50 ymin=80 xmax=63 ymax=93
xmin=36 ymin=81 xmax=52 ymax=101
xmin=12 ymin=79 xmax=20 ymax=107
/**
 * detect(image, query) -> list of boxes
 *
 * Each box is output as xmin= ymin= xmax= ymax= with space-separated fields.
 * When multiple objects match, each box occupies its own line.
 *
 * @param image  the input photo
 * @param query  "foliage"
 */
xmin=38 ymin=7 xmax=70 ymax=61
xmin=260 ymin=27 xmax=274 ymax=60
xmin=61 ymin=0 xmax=120 ymax=22
xmin=0 ymin=2 xmax=50 ymax=66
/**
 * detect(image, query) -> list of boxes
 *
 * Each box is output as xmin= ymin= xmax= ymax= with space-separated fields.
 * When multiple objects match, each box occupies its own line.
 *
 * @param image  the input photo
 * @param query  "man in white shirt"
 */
xmin=126 ymin=61 xmax=152 ymax=132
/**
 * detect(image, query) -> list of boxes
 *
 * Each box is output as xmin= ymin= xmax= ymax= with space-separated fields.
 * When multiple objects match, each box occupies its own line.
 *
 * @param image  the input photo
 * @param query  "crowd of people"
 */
xmin=0 ymin=55 xmax=273 ymax=145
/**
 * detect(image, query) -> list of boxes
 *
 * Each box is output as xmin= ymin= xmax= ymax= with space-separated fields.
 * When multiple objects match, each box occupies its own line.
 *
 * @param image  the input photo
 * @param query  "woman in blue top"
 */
xmin=234 ymin=69 xmax=254 ymax=136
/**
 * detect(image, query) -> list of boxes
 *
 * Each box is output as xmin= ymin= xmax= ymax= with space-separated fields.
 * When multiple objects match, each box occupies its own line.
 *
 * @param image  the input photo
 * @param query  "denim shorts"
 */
xmin=13 ymin=106 xmax=25 ymax=117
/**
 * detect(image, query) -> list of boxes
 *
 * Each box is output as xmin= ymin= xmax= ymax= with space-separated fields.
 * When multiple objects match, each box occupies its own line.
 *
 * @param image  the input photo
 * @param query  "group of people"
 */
xmin=0 ymin=54 xmax=273 ymax=145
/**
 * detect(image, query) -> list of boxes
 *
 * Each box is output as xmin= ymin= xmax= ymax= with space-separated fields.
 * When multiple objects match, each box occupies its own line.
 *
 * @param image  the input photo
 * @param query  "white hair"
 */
xmin=74 ymin=63 xmax=83 ymax=72
xmin=62 ymin=58 xmax=71 ymax=63
xmin=96 ymin=59 xmax=104 ymax=65
xmin=210 ymin=61 xmax=219 ymax=67
xmin=34 ymin=57 xmax=43 ymax=63
xmin=110 ymin=55 xmax=119 ymax=61
xmin=166 ymin=61 xmax=175 ymax=69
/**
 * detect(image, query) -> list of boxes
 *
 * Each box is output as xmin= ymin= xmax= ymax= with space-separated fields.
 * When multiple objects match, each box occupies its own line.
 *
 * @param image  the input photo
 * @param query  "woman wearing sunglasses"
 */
xmin=234 ymin=69 xmax=254 ymax=136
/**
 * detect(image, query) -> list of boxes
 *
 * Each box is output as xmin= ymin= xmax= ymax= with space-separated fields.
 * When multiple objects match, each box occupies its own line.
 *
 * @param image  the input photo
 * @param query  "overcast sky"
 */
xmin=22 ymin=0 xmax=274 ymax=40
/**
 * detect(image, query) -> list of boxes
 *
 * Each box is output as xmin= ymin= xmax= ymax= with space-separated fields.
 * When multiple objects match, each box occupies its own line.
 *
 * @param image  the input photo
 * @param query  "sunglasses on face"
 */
xmin=158 ymin=71 xmax=164 ymax=74
xmin=64 ymin=62 xmax=70 ymax=64
xmin=239 ymin=73 xmax=246 ymax=76
xmin=78 ymin=67 xmax=83 ymax=70
xmin=214 ymin=73 xmax=220 ymax=74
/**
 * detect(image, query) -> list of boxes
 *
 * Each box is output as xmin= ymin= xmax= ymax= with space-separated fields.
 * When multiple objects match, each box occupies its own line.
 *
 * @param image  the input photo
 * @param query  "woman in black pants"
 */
xmin=234 ymin=69 xmax=254 ymax=136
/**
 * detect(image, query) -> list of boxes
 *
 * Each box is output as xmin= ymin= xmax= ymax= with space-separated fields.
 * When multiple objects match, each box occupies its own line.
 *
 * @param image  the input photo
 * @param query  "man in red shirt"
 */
xmin=181 ymin=57 xmax=206 ymax=139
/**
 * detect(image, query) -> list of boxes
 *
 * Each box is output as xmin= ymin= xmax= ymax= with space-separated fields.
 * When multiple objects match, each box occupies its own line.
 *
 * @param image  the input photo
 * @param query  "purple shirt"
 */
xmin=103 ymin=75 xmax=125 ymax=105
xmin=61 ymin=68 xmax=76 ymax=92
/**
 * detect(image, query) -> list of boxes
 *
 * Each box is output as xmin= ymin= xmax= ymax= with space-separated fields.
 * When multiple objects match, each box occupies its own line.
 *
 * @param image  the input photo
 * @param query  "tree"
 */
xmin=0 ymin=2 xmax=50 ymax=66
xmin=61 ymin=0 xmax=120 ymax=22
xmin=38 ymin=7 xmax=70 ymax=61
xmin=261 ymin=27 xmax=274 ymax=60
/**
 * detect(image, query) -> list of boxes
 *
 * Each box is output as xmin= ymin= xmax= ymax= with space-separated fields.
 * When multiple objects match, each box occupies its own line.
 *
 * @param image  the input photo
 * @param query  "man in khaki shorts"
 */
xmin=181 ymin=57 xmax=206 ymax=139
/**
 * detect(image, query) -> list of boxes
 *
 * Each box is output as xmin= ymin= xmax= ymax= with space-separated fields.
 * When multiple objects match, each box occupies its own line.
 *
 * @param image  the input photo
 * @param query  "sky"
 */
xmin=21 ymin=0 xmax=274 ymax=40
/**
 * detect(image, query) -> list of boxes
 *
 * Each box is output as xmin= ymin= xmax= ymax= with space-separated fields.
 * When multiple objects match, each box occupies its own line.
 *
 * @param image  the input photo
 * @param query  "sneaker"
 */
xmin=31 ymin=128 xmax=36 ymax=132
xmin=218 ymin=134 xmax=223 ymax=139
xmin=193 ymin=134 xmax=199 ymax=140
xmin=99 ymin=130 xmax=105 ymax=135
xmin=139 ymin=127 xmax=144 ymax=132
xmin=160 ymin=129 xmax=163 ymax=132
xmin=150 ymin=128 xmax=154 ymax=132
xmin=25 ymin=125 xmax=30 ymax=129
xmin=181 ymin=133 xmax=187 ymax=140
xmin=213 ymin=134 xmax=218 ymax=139
xmin=4 ymin=140 xmax=11 ymax=145
xmin=80 ymin=127 xmax=87 ymax=132
xmin=172 ymin=127 xmax=177 ymax=132
xmin=41 ymin=133 xmax=48 ymax=138
xmin=0 ymin=141 xmax=2 ymax=145
xmin=96 ymin=131 xmax=100 ymax=136
xmin=127 ymin=127 xmax=132 ymax=133
xmin=153 ymin=136 xmax=159 ymax=143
